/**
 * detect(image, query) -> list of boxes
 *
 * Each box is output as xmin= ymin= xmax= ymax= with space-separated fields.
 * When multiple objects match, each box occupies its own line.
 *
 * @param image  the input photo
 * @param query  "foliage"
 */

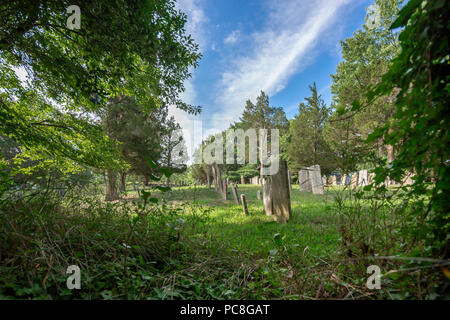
xmin=288 ymin=83 xmax=336 ymax=175
xmin=0 ymin=0 xmax=201 ymax=170
xmin=362 ymin=0 xmax=449 ymax=256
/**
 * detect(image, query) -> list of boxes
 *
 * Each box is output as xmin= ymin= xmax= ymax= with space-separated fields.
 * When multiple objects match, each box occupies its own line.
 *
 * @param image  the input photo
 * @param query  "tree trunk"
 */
xmin=105 ymin=169 xmax=119 ymax=201
xmin=206 ymin=165 xmax=211 ymax=189
xmin=119 ymin=172 xmax=127 ymax=192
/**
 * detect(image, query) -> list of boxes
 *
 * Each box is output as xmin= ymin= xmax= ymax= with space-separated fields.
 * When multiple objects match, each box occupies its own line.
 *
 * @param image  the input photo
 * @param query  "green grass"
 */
xmin=0 ymin=183 xmax=443 ymax=300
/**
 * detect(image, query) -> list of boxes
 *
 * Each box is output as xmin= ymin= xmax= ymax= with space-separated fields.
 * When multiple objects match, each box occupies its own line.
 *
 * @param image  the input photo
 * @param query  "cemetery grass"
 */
xmin=0 ymin=185 xmax=441 ymax=299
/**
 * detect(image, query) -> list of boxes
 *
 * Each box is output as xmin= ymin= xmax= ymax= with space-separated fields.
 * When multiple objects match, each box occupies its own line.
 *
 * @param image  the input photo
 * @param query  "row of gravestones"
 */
xmin=324 ymin=170 xmax=414 ymax=187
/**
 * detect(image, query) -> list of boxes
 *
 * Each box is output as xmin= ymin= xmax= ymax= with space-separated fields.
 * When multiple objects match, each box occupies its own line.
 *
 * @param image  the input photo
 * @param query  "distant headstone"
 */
xmin=358 ymin=170 xmax=368 ymax=186
xmin=222 ymin=180 xmax=228 ymax=200
xmin=367 ymin=172 xmax=375 ymax=184
xmin=287 ymin=170 xmax=292 ymax=191
xmin=341 ymin=174 xmax=347 ymax=186
xmin=309 ymin=165 xmax=324 ymax=195
xmin=328 ymin=176 xmax=337 ymax=185
xmin=241 ymin=175 xmax=245 ymax=185
xmin=257 ymin=190 xmax=262 ymax=200
xmin=403 ymin=173 xmax=414 ymax=185
xmin=350 ymin=172 xmax=359 ymax=189
xmin=298 ymin=169 xmax=312 ymax=192
xmin=240 ymin=194 xmax=248 ymax=215
xmin=231 ymin=184 xmax=240 ymax=204
xmin=263 ymin=160 xmax=291 ymax=223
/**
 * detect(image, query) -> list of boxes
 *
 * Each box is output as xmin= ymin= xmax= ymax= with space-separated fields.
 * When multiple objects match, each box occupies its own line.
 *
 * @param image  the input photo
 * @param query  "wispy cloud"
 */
xmin=224 ymin=30 xmax=240 ymax=45
xmin=212 ymin=0 xmax=352 ymax=130
xmin=176 ymin=0 xmax=208 ymax=51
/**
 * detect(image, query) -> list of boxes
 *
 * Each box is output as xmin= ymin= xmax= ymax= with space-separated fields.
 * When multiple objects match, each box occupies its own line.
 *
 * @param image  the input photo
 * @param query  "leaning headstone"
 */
xmin=240 ymin=194 xmax=248 ymax=215
xmin=231 ymin=184 xmax=240 ymax=204
xmin=257 ymin=190 xmax=262 ymax=200
xmin=298 ymin=169 xmax=312 ymax=192
xmin=309 ymin=165 xmax=324 ymax=195
xmin=358 ymin=170 xmax=368 ymax=186
xmin=263 ymin=160 xmax=291 ymax=223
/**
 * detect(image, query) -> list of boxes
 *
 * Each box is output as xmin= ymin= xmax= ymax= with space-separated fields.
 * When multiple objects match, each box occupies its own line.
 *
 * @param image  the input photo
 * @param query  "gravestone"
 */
xmin=240 ymin=194 xmax=248 ymax=215
xmin=263 ymin=160 xmax=291 ymax=223
xmin=341 ymin=174 xmax=347 ymax=186
xmin=367 ymin=172 xmax=375 ymax=184
xmin=257 ymin=190 xmax=262 ymax=200
xmin=350 ymin=172 xmax=359 ymax=189
xmin=298 ymin=169 xmax=312 ymax=192
xmin=358 ymin=170 xmax=368 ymax=186
xmin=231 ymin=184 xmax=240 ymax=204
xmin=403 ymin=173 xmax=414 ymax=185
xmin=327 ymin=176 xmax=335 ymax=185
xmin=222 ymin=179 xmax=228 ymax=200
xmin=241 ymin=175 xmax=245 ymax=185
xmin=287 ymin=170 xmax=292 ymax=191
xmin=309 ymin=165 xmax=324 ymax=195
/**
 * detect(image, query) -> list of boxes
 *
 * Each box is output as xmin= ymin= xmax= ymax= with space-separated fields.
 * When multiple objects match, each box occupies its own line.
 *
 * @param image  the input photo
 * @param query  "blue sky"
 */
xmin=171 ymin=0 xmax=374 ymax=158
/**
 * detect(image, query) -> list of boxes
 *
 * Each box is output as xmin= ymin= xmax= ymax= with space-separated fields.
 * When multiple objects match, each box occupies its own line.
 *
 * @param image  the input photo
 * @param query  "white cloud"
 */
xmin=212 ymin=0 xmax=352 ymax=131
xmin=176 ymin=0 xmax=208 ymax=51
xmin=224 ymin=30 xmax=240 ymax=45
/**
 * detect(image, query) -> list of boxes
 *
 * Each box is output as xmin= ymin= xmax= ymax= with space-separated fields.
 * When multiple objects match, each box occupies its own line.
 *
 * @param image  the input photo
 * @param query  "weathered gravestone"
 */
xmin=367 ymin=172 xmax=375 ymax=184
xmin=263 ymin=160 xmax=291 ymax=223
xmin=350 ymin=172 xmax=359 ymax=189
xmin=309 ymin=165 xmax=324 ymax=195
xmin=298 ymin=169 xmax=312 ymax=192
xmin=240 ymin=194 xmax=248 ymax=215
xmin=257 ymin=190 xmax=262 ymax=200
xmin=241 ymin=175 xmax=245 ymax=185
xmin=231 ymin=184 xmax=240 ymax=204
xmin=341 ymin=174 xmax=347 ymax=186
xmin=287 ymin=170 xmax=292 ymax=191
xmin=403 ymin=173 xmax=414 ymax=185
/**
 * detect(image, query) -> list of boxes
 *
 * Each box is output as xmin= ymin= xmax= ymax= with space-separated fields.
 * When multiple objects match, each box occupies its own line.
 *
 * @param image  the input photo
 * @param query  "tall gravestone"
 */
xmin=263 ymin=160 xmax=291 ymax=223
xmin=257 ymin=190 xmax=262 ymax=200
xmin=241 ymin=176 xmax=245 ymax=185
xmin=309 ymin=165 xmax=324 ymax=195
